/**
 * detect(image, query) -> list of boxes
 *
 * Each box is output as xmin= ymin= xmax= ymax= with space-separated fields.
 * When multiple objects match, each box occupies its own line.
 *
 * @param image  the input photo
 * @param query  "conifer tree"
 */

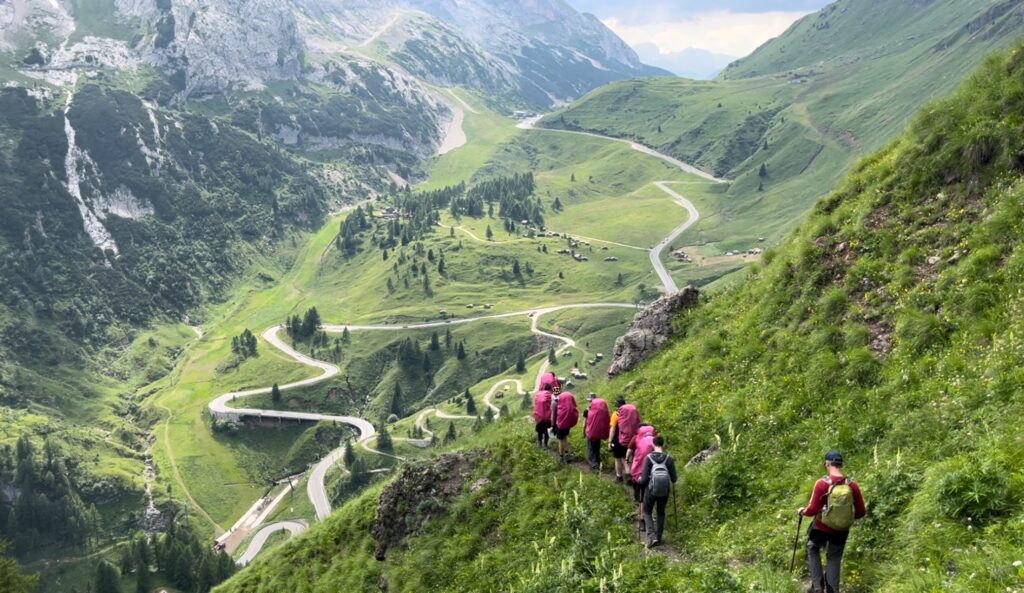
xmin=465 ymin=389 xmax=477 ymax=414
xmin=444 ymin=422 xmax=457 ymax=444
xmin=271 ymin=383 xmax=282 ymax=404
xmin=548 ymin=348 xmax=558 ymax=364
xmin=93 ymin=561 xmax=122 ymax=593
xmin=342 ymin=440 xmax=355 ymax=469
xmin=486 ymin=225 xmax=494 ymax=241
xmin=376 ymin=424 xmax=393 ymax=453
xmin=516 ymin=353 xmax=526 ymax=373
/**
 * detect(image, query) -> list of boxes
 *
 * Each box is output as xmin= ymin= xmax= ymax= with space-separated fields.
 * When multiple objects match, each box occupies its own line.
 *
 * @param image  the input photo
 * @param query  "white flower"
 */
xmin=1013 ymin=560 xmax=1023 ymax=568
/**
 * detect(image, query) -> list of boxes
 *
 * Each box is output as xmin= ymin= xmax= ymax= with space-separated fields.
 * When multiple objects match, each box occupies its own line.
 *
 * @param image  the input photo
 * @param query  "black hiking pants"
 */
xmin=807 ymin=524 xmax=849 ymax=593
xmin=535 ymin=422 xmax=551 ymax=447
xmin=586 ymin=438 xmax=602 ymax=469
xmin=642 ymin=493 xmax=668 ymax=544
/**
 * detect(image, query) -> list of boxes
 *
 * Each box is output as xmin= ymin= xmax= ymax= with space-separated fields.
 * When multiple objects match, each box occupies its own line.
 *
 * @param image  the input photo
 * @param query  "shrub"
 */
xmin=895 ymin=310 xmax=949 ymax=354
xmin=935 ymin=454 xmax=1015 ymax=521
xmin=843 ymin=347 xmax=880 ymax=386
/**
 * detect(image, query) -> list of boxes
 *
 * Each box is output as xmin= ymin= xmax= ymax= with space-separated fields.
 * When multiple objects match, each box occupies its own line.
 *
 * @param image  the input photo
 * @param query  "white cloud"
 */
xmin=603 ymin=10 xmax=812 ymax=58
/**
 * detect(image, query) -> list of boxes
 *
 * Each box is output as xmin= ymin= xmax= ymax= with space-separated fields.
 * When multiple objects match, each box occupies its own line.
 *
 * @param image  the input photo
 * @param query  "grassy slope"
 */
xmin=541 ymin=0 xmax=1024 ymax=283
xmin=218 ymin=45 xmax=1024 ymax=593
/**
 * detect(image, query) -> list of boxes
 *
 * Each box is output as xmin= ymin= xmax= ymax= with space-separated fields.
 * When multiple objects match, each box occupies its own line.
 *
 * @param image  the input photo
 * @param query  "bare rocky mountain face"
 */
xmin=607 ymin=287 xmax=701 ymax=376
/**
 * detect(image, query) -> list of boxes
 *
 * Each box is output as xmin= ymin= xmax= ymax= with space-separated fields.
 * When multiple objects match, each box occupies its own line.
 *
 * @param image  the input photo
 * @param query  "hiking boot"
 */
xmin=615 ymin=475 xmax=623 ymax=483
xmin=645 ymin=538 xmax=656 ymax=549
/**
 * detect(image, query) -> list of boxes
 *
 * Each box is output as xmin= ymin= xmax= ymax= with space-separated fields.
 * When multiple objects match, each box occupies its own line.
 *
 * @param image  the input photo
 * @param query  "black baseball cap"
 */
xmin=825 ymin=450 xmax=844 ymax=465
xmin=615 ymin=397 xmax=626 ymax=407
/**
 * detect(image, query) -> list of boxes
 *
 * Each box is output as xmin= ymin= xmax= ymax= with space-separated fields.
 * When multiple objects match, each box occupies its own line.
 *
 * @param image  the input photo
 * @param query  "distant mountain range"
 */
xmin=633 ymin=44 xmax=736 ymax=80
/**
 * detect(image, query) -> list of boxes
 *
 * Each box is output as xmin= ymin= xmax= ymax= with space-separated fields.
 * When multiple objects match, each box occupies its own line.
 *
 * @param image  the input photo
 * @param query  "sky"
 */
xmin=566 ymin=0 xmax=832 ymax=59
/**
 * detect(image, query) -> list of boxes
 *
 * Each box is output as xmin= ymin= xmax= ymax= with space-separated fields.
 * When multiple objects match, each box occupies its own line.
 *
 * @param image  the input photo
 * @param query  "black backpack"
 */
xmin=647 ymin=456 xmax=672 ymax=497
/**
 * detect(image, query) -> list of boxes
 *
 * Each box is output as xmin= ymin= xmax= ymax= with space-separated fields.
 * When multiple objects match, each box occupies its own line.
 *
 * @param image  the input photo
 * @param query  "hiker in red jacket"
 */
xmin=609 ymin=398 xmax=640 ymax=483
xmin=798 ymin=451 xmax=867 ymax=593
xmin=551 ymin=390 xmax=579 ymax=463
xmin=583 ymin=394 xmax=610 ymax=471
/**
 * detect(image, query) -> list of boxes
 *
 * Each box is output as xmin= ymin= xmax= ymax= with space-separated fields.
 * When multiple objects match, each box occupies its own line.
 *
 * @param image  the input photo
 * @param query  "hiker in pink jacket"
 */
xmin=583 ymin=395 xmax=610 ymax=471
xmin=551 ymin=390 xmax=579 ymax=463
xmin=532 ymin=389 xmax=553 ymax=448
xmin=628 ymin=425 xmax=657 ymax=510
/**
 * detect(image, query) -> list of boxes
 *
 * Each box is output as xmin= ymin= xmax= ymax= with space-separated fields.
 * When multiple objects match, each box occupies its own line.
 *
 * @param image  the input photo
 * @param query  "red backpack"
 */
xmin=617 ymin=404 xmax=640 ymax=446
xmin=585 ymin=399 xmax=611 ymax=440
xmin=532 ymin=391 xmax=553 ymax=424
xmin=555 ymin=392 xmax=579 ymax=429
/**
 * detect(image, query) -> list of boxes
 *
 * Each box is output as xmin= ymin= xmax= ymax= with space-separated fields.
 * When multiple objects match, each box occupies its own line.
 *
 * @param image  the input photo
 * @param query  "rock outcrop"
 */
xmin=607 ymin=287 xmax=700 ymax=376
xmin=371 ymin=452 xmax=478 ymax=561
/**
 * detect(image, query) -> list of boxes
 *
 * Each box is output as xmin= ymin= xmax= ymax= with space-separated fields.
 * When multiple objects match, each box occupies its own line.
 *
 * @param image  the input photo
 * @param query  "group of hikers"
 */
xmin=530 ymin=371 xmax=867 ymax=592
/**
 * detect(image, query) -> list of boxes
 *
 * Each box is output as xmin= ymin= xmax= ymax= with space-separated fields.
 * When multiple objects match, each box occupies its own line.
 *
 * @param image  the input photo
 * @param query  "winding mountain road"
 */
xmin=210 ymin=117 xmax=721 ymax=565
xmin=517 ymin=118 xmax=729 ymax=292
xmin=237 ymin=521 xmax=307 ymax=566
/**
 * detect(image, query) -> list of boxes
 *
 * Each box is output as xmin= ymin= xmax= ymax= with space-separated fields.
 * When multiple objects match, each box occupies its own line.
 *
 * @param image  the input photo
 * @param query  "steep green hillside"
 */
xmin=217 ymin=44 xmax=1024 ymax=593
xmin=540 ymin=0 xmax=1024 ymax=266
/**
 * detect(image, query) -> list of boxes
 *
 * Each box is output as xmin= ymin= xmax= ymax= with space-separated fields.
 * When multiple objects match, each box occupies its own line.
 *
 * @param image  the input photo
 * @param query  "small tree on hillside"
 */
xmin=465 ymin=389 xmax=477 ymax=414
xmin=271 ymin=383 xmax=282 ymax=404
xmin=444 ymin=421 xmax=457 ymax=445
xmin=548 ymin=348 xmax=558 ymax=365
xmin=457 ymin=341 xmax=467 ymax=360
xmin=429 ymin=332 xmax=440 ymax=351
xmin=342 ymin=440 xmax=355 ymax=469
xmin=486 ymin=225 xmax=494 ymax=241
xmin=376 ymin=424 xmax=393 ymax=453
xmin=520 ymin=391 xmax=532 ymax=410
xmin=484 ymin=408 xmax=495 ymax=423
xmin=94 ymin=561 xmax=122 ymax=593
xmin=759 ymin=163 xmax=768 ymax=178
xmin=516 ymin=353 xmax=527 ymax=373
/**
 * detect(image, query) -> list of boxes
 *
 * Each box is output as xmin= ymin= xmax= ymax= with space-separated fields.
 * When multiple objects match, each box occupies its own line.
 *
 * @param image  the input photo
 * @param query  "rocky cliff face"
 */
xmin=607 ymin=287 xmax=700 ymax=376
xmin=371 ymin=452 xmax=479 ymax=561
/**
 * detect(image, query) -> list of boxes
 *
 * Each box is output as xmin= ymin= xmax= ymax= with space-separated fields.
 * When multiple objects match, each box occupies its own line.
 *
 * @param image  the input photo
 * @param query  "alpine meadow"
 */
xmin=0 ymin=1 xmax=1022 ymax=593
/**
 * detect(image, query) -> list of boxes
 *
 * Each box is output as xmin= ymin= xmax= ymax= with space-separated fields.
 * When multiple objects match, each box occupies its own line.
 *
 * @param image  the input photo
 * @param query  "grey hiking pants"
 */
xmin=643 ymin=494 xmax=668 ymax=543
xmin=807 ymin=525 xmax=849 ymax=593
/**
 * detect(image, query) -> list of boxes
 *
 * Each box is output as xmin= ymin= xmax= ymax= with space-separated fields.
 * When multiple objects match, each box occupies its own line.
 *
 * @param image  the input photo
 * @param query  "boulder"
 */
xmin=607 ymin=287 xmax=700 ymax=376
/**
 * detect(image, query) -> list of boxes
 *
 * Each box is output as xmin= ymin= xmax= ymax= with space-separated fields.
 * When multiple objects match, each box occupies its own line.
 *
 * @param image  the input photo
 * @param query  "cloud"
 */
xmin=603 ymin=10 xmax=813 ymax=57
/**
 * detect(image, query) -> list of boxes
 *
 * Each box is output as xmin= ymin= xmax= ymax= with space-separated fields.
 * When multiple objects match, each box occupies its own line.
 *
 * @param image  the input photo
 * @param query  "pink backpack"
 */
xmin=584 ymin=399 xmax=611 ymax=440
xmin=555 ymin=392 xmax=579 ymax=429
xmin=532 ymin=391 xmax=553 ymax=424
xmin=617 ymin=404 xmax=640 ymax=446
xmin=630 ymin=430 xmax=657 ymax=482
xmin=539 ymin=372 xmax=560 ymax=391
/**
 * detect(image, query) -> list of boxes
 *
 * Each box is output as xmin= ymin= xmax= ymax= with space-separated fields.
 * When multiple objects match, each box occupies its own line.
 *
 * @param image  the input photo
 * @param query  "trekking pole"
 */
xmin=789 ymin=514 xmax=804 ymax=574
